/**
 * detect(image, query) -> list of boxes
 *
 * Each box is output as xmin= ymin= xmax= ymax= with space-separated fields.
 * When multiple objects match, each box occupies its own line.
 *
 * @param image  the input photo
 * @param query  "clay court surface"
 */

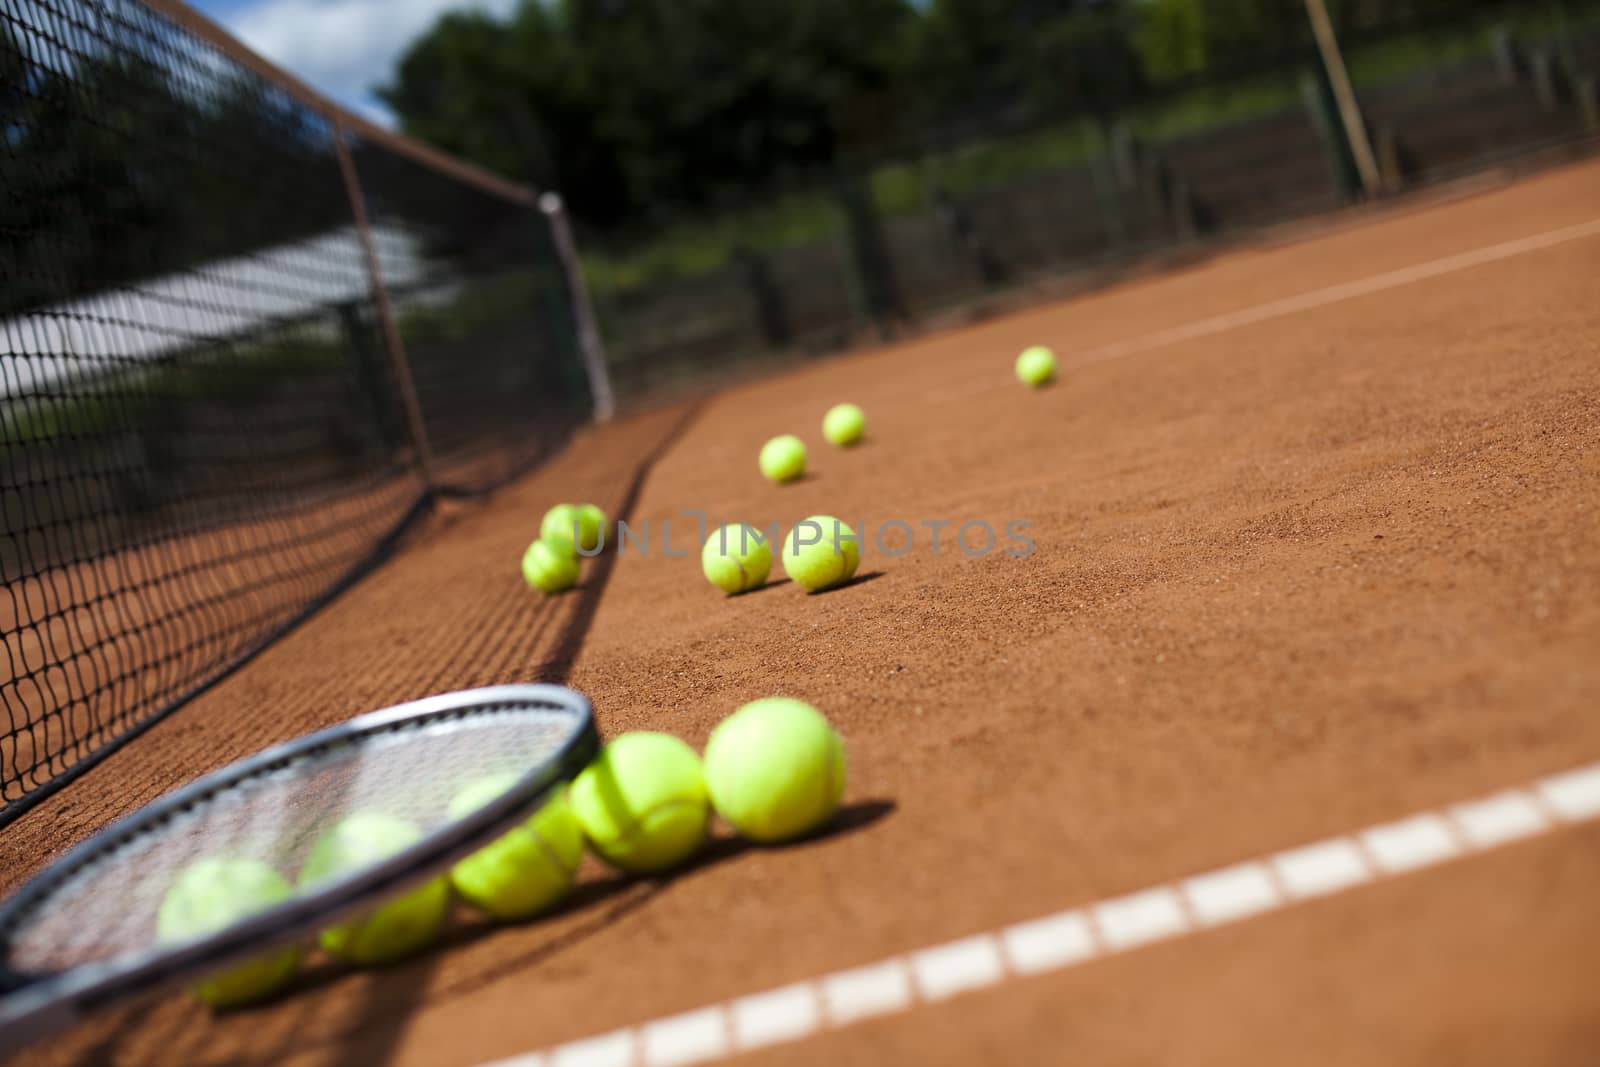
xmin=5 ymin=159 xmax=1599 ymax=1066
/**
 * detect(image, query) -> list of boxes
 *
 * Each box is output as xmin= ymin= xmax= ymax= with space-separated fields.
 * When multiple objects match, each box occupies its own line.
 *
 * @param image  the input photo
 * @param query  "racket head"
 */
xmin=0 ymin=684 xmax=598 ymax=1049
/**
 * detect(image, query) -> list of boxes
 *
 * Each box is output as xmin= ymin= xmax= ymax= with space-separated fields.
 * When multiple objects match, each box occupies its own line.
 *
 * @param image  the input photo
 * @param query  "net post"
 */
xmin=1302 ymin=0 xmax=1382 ymax=200
xmin=332 ymin=123 xmax=438 ymax=489
xmin=538 ymin=193 xmax=615 ymax=423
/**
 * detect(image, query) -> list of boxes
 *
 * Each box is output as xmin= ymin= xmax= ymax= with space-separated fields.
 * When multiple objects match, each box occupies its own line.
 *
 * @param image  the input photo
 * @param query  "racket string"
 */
xmin=3 ymin=700 xmax=583 ymax=973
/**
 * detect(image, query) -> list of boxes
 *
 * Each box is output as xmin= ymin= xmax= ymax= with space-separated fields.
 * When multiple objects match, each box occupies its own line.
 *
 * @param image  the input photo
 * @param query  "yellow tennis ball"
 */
xmin=542 ymin=503 xmax=606 ymax=555
xmin=569 ymin=733 xmax=709 ymax=874
xmin=299 ymin=812 xmax=450 ymax=966
xmin=781 ymin=516 xmax=860 ymax=592
xmin=758 ymin=434 xmax=806 ymax=484
xmin=539 ymin=504 xmax=580 ymax=555
xmin=522 ymin=538 xmax=580 ymax=594
xmin=704 ymin=698 xmax=846 ymax=843
xmin=701 ymin=522 xmax=773 ymax=595
xmin=447 ymin=774 xmax=584 ymax=921
xmin=575 ymin=503 xmax=609 ymax=551
xmin=821 ymin=403 xmax=865 ymax=447
xmin=1015 ymin=345 xmax=1056 ymax=387
xmin=157 ymin=858 xmax=301 ymax=1008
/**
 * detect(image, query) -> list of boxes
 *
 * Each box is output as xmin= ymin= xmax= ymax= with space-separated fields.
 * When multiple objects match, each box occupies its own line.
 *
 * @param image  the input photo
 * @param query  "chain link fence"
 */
xmin=585 ymin=2 xmax=1600 ymax=401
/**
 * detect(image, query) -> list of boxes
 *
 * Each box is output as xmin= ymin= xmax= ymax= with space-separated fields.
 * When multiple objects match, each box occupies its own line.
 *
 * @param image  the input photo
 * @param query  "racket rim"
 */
xmin=0 ymin=683 xmax=597 ymax=1033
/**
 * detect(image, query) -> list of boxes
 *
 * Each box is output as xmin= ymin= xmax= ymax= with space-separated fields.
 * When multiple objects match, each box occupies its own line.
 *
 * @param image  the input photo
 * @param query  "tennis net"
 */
xmin=0 ymin=0 xmax=594 ymax=822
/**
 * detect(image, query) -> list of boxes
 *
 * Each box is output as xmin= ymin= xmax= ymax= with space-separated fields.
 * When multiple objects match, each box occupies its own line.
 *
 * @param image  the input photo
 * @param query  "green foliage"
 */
xmin=580 ymin=0 xmax=1600 ymax=296
xmin=912 ymin=125 xmax=1101 ymax=199
xmin=398 ymin=273 xmax=551 ymax=342
xmin=1029 ymin=10 xmax=1145 ymax=119
xmin=902 ymin=0 xmax=1033 ymax=109
xmin=0 ymin=338 xmax=343 ymax=453
xmin=381 ymin=0 xmax=917 ymax=228
xmin=0 ymin=22 xmax=348 ymax=318
xmin=1190 ymin=0 xmax=1309 ymax=57
xmin=1138 ymin=0 xmax=1209 ymax=83
xmin=582 ymin=190 xmax=847 ymax=292
xmin=383 ymin=0 xmax=1586 ymax=237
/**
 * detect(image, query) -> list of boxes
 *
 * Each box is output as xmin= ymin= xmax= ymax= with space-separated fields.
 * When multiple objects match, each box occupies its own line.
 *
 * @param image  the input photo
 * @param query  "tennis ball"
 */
xmin=575 ymin=503 xmax=609 ymax=552
xmin=704 ymin=698 xmax=846 ymax=843
xmin=522 ymin=538 xmax=580 ymax=594
xmin=821 ymin=404 xmax=865 ymax=447
xmin=781 ymin=516 xmax=860 ymax=593
xmin=540 ymin=504 xmax=581 ymax=554
xmin=540 ymin=503 xmax=602 ymax=556
xmin=569 ymin=733 xmax=709 ymax=874
xmin=157 ymin=858 xmax=301 ymax=1008
xmin=299 ymin=812 xmax=450 ymax=967
xmin=447 ymin=774 xmax=584 ymax=921
xmin=701 ymin=523 xmax=773 ymax=595
xmin=758 ymin=435 xmax=806 ymax=484
xmin=1015 ymin=345 xmax=1056 ymax=387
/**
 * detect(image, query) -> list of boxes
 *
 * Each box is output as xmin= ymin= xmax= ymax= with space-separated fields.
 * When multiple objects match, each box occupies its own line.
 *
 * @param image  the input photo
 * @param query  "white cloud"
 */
xmin=223 ymin=0 xmax=518 ymax=122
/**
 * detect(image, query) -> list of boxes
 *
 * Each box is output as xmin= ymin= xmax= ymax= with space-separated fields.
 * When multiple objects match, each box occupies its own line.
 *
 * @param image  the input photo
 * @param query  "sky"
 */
xmin=192 ymin=0 xmax=518 ymax=125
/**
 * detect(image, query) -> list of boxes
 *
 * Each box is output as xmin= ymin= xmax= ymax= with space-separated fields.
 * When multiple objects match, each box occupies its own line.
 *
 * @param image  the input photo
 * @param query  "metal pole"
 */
xmin=333 ymin=123 xmax=438 ymax=488
xmin=539 ymin=192 xmax=615 ymax=422
xmin=1303 ymin=0 xmax=1382 ymax=199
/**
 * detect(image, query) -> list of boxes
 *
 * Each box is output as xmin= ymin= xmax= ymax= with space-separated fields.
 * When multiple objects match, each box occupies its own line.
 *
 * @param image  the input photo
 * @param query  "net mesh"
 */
xmin=0 ymin=0 xmax=587 ymax=817
xmin=346 ymin=133 xmax=589 ymax=491
xmin=2 ymin=693 xmax=587 ymax=974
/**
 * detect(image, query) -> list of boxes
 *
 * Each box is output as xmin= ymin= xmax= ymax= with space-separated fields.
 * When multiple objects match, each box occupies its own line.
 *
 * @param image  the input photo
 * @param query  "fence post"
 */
xmin=1301 ymin=69 xmax=1361 ymax=201
xmin=931 ymin=184 xmax=1006 ymax=288
xmin=1578 ymin=76 xmax=1599 ymax=131
xmin=1109 ymin=123 xmax=1136 ymax=188
xmin=734 ymin=244 xmax=792 ymax=350
xmin=1373 ymin=124 xmax=1409 ymax=193
xmin=332 ymin=124 xmax=437 ymax=490
xmin=1302 ymin=0 xmax=1381 ymax=199
xmin=833 ymin=173 xmax=907 ymax=340
xmin=1492 ymin=28 xmax=1524 ymax=84
xmin=540 ymin=193 xmax=615 ymax=422
xmin=1529 ymin=49 xmax=1564 ymax=110
xmin=1167 ymin=173 xmax=1199 ymax=242
xmin=1085 ymin=119 xmax=1127 ymax=251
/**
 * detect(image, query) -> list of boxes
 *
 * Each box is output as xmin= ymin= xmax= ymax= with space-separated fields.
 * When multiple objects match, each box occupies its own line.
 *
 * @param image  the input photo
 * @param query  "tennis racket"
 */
xmin=0 ymin=684 xmax=599 ymax=1054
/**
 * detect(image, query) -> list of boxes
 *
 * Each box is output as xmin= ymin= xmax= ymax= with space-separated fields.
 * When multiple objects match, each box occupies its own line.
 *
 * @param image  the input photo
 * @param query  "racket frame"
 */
xmin=0 ymin=683 xmax=598 ymax=1049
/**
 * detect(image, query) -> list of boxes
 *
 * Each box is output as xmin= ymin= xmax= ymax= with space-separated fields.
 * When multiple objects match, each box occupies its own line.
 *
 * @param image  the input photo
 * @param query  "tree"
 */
xmin=1 ymin=21 xmax=344 ymax=316
xmin=380 ymin=0 xmax=918 ymax=228
xmin=1137 ymin=0 xmax=1209 ymax=83
xmin=1030 ymin=10 xmax=1145 ymax=123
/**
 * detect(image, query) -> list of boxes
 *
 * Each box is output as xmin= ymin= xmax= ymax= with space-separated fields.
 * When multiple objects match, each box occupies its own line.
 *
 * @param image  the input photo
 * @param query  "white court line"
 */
xmin=640 ymin=1008 xmax=728 ymax=1067
xmin=1091 ymin=887 xmax=1189 ymax=950
xmin=482 ymin=761 xmax=1600 ymax=1067
xmin=1076 ymin=217 xmax=1600 ymax=366
xmin=1271 ymin=837 xmax=1372 ymax=899
xmin=729 ymin=985 xmax=819 ymax=1052
xmin=819 ymin=958 xmax=914 ymax=1025
xmin=909 ymin=936 xmax=1006 ymax=1002
xmin=1181 ymin=862 xmax=1280 ymax=927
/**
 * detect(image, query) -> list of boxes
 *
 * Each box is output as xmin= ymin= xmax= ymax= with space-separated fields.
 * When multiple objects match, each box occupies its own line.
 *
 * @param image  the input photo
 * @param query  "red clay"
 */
xmin=4 ymin=160 xmax=1599 ymax=1067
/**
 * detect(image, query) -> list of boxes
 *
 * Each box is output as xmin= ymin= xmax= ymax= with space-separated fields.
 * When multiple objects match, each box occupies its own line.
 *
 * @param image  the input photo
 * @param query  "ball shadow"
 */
xmin=810 ymin=570 xmax=885 ymax=594
xmin=280 ymin=799 xmax=896 ymax=1013
xmin=736 ymin=577 xmax=793 ymax=596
